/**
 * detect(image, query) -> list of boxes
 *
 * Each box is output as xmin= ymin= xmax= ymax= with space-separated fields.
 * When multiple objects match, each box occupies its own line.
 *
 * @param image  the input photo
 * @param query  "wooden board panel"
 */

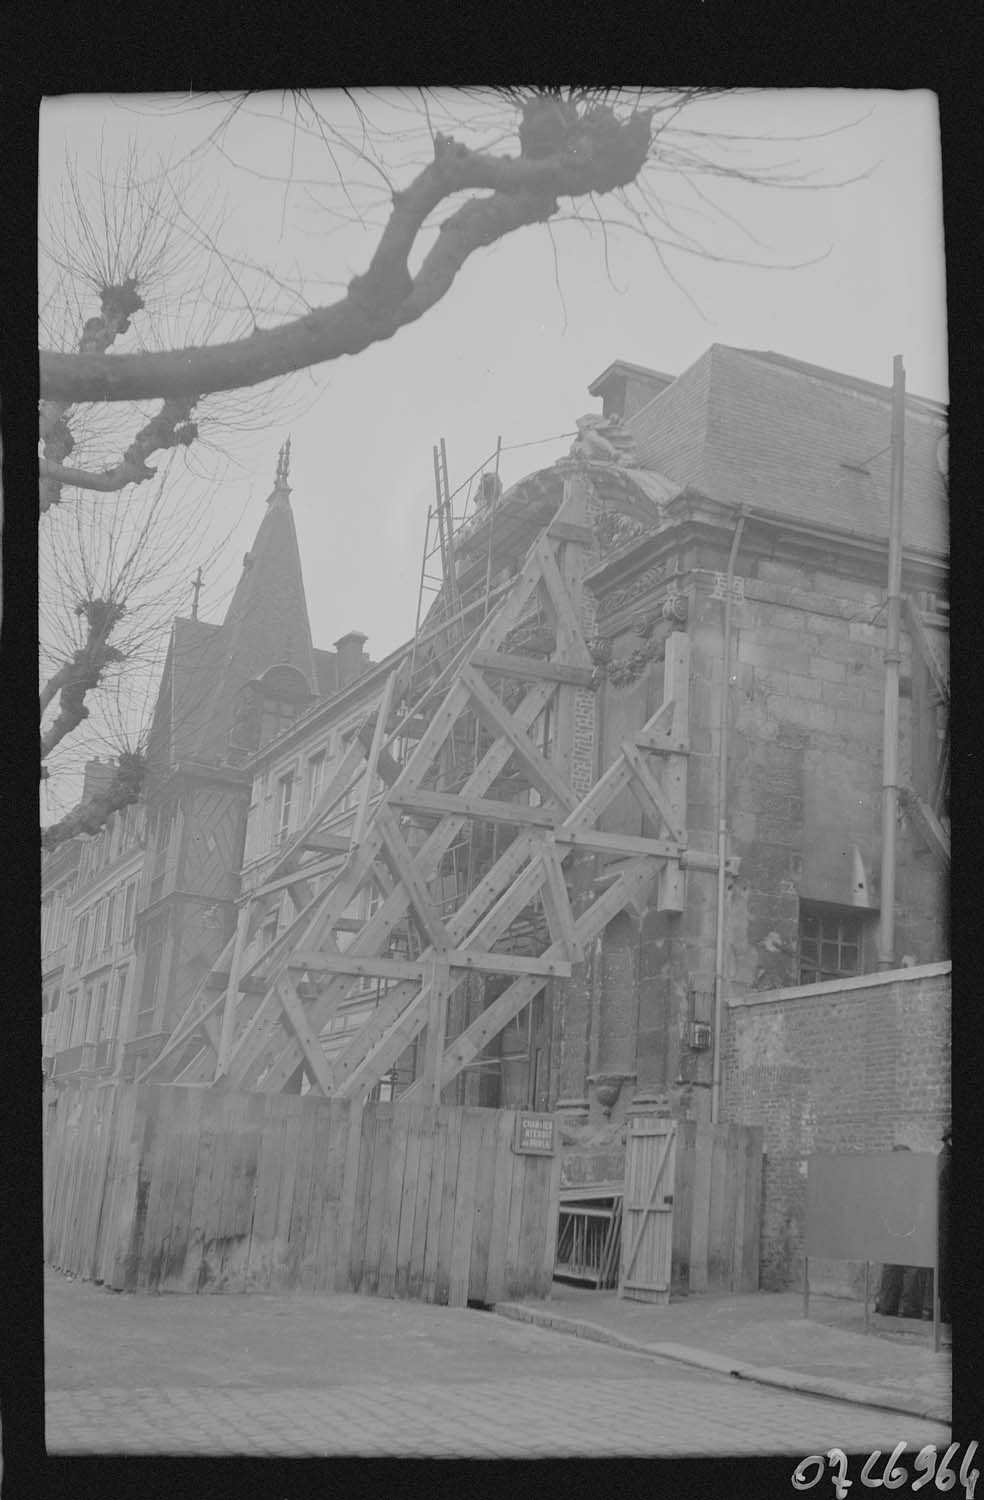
xmin=671 ymin=1118 xmax=697 ymax=1295
xmin=483 ymin=1110 xmax=517 ymax=1304
xmin=106 ymin=1087 xmax=149 ymax=1290
xmin=503 ymin=1136 xmax=530 ymax=1299
xmin=466 ymin=1108 xmax=499 ymax=1304
xmin=267 ymin=1098 xmax=305 ymax=1291
xmin=333 ymin=1097 xmax=365 ymax=1293
xmin=346 ymin=1100 xmax=380 ymax=1293
xmin=447 ymin=1109 xmax=482 ymax=1307
xmin=433 ymin=1106 xmax=464 ymax=1306
xmin=283 ymin=1100 xmax=320 ymax=1289
xmin=376 ymin=1103 xmax=413 ymax=1299
xmin=244 ymin=1100 xmax=288 ymax=1291
xmin=389 ymin=1103 xmax=423 ymax=1298
xmin=420 ymin=1108 xmax=449 ymax=1304
xmin=121 ymin=1085 xmax=162 ymax=1291
xmin=143 ymin=1086 xmax=190 ymax=1290
xmin=302 ymin=1101 xmax=345 ymax=1293
xmin=720 ymin=1128 xmax=741 ymax=1290
xmin=213 ymin=1092 xmax=253 ymax=1291
xmin=740 ymin=1127 xmax=764 ymax=1293
xmin=96 ymin=1086 xmax=137 ymax=1286
xmin=705 ymin=1126 xmax=730 ymax=1292
xmin=373 ymin=1105 xmax=409 ymax=1299
xmin=620 ymin=1119 xmax=675 ymax=1303
xmin=538 ymin=1150 xmax=564 ymax=1299
xmin=160 ymin=1087 xmax=206 ymax=1289
xmin=517 ymin=1153 xmax=550 ymax=1300
xmin=406 ymin=1106 xmax=438 ymax=1300
xmin=688 ymin=1126 xmax=712 ymax=1294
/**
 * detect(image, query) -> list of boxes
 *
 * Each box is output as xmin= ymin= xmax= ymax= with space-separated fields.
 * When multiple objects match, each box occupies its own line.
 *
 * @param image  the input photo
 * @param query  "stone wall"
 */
xmin=722 ymin=963 xmax=950 ymax=1292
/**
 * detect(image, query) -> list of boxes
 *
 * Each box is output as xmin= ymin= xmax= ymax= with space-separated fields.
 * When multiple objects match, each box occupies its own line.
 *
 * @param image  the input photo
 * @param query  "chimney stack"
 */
xmin=334 ymin=631 xmax=368 ymax=688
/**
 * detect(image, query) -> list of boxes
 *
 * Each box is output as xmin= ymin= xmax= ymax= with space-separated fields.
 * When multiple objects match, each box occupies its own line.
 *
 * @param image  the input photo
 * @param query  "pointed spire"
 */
xmin=271 ymin=436 xmax=292 ymax=502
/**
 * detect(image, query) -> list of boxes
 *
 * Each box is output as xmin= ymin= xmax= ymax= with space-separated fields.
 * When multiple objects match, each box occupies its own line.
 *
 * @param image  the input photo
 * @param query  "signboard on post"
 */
xmin=512 ymin=1112 xmax=556 ymax=1156
xmin=804 ymin=1151 xmax=941 ymax=1349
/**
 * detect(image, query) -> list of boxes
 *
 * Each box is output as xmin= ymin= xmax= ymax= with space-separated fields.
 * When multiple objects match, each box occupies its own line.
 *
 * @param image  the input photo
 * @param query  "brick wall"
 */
xmin=722 ymin=963 xmax=950 ymax=1292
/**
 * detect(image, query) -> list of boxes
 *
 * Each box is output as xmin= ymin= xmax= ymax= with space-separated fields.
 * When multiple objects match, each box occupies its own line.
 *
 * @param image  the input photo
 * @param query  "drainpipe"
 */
xmin=711 ymin=508 xmax=747 ymax=1124
xmin=877 ymin=356 xmax=906 ymax=969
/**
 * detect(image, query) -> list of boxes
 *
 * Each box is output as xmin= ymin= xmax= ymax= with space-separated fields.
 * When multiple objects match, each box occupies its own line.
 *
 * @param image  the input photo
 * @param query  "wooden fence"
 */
xmin=42 ymin=1082 xmax=561 ymax=1305
xmin=670 ymin=1120 xmax=764 ymax=1295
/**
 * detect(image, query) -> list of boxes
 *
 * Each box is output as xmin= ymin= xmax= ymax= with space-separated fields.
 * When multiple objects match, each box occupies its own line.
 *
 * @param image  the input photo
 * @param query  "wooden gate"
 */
xmin=608 ymin=1116 xmax=764 ymax=1301
xmin=43 ymin=1081 xmax=560 ymax=1306
xmin=619 ymin=1116 xmax=676 ymax=1302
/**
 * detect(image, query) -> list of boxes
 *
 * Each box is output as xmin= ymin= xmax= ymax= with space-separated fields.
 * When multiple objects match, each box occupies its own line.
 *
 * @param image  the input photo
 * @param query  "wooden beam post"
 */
xmin=215 ymin=900 xmax=252 ymax=1076
xmin=420 ymin=952 xmax=451 ymax=1106
xmin=657 ymin=633 xmax=690 ymax=912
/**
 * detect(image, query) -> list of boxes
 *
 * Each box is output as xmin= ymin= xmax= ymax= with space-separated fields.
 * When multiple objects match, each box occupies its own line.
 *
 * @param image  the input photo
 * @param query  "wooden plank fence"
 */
xmin=670 ymin=1120 xmax=764 ymax=1295
xmin=42 ymin=1082 xmax=560 ymax=1305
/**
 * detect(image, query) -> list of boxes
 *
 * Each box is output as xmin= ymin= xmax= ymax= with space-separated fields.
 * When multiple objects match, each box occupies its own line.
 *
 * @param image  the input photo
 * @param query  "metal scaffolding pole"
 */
xmin=877 ymin=355 xmax=906 ymax=969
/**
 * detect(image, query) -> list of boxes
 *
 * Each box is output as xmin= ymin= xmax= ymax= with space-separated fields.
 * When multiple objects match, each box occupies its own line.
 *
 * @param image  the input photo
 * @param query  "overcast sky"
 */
xmin=39 ymin=88 xmax=946 ymax=807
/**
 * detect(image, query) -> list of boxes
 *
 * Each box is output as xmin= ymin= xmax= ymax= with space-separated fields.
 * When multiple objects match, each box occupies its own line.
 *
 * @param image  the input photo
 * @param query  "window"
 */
xmin=306 ymin=751 xmax=326 ymax=814
xmin=122 ymin=881 xmax=137 ymax=943
xmin=103 ymin=892 xmax=117 ymax=951
xmin=277 ymin=771 xmax=295 ymax=845
xmin=73 ymin=914 xmax=89 ymax=968
xmin=94 ymin=979 xmax=110 ymax=1041
xmin=798 ymin=905 xmax=864 ymax=985
xmin=107 ymin=969 xmax=128 ymax=1044
xmin=89 ymin=902 xmax=103 ymax=960
xmin=61 ymin=989 xmax=79 ymax=1051
xmin=75 ymin=985 xmax=93 ymax=1047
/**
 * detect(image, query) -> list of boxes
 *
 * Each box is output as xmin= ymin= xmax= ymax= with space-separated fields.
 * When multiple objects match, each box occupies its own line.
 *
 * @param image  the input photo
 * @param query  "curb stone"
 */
xmin=493 ymin=1302 xmax=951 ymax=1427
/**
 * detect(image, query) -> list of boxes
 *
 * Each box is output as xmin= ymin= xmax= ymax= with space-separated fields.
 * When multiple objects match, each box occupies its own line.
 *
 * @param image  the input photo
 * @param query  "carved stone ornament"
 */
xmin=597 ymin=555 xmax=680 ymax=622
xmin=568 ymin=413 xmax=640 ymax=468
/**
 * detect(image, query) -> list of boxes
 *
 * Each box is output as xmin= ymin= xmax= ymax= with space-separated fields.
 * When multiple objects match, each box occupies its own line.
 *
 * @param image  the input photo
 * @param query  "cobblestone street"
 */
xmin=45 ymin=1271 xmax=949 ymax=1459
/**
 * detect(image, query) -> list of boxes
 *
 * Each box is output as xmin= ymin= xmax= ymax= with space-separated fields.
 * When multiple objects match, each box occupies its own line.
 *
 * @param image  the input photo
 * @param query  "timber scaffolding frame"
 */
xmin=141 ymin=465 xmax=724 ymax=1105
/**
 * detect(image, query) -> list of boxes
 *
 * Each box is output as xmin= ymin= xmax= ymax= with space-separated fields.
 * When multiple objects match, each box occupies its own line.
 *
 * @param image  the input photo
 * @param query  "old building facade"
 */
xmin=43 ymin=347 xmax=948 ymax=1202
xmin=42 ymin=452 xmax=377 ymax=1084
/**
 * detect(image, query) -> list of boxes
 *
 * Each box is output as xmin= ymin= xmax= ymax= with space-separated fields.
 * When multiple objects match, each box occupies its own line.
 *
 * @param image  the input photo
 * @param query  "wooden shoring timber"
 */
xmin=538 ymin=836 xmax=583 ymax=962
xmin=655 ymin=634 xmax=690 ymax=912
xmin=460 ymin=665 xmax=578 ymax=812
xmin=531 ymin=533 xmax=593 ymax=668
xmin=469 ymin=650 xmax=594 ymax=687
xmin=899 ymin=783 xmax=951 ymax=865
xmin=903 ymin=595 xmax=949 ymax=706
xmin=401 ymin=858 xmax=657 ymax=1101
xmin=327 ymin=830 xmax=546 ymax=1099
xmin=218 ymin=835 xmax=391 ymax=1089
xmin=145 ymin=733 xmax=374 ymax=1084
xmin=420 ymin=953 xmax=453 ymax=1106
xmin=252 ymin=687 xmax=556 ymax=1096
xmin=273 ymin=977 xmax=335 ymax=1095
xmin=331 ymin=678 xmax=690 ymax=1100
xmin=376 ymin=806 xmax=453 ymax=951
xmin=388 ymin=789 xmax=561 ymax=828
xmin=620 ymin=740 xmax=687 ymax=845
xmin=352 ymin=669 xmax=399 ymax=846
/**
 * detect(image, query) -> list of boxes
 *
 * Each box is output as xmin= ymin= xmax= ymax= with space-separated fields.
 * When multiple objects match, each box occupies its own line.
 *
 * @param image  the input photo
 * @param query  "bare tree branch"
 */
xmin=41 ymin=598 xmax=128 ymax=760
xmin=42 ymin=750 xmax=147 ymax=851
xmin=40 ymin=102 xmax=654 ymax=405
xmin=40 ymin=398 xmax=197 ymax=501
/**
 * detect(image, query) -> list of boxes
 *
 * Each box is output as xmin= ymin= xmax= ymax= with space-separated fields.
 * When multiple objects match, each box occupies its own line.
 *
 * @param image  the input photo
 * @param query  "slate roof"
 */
xmin=627 ymin=344 xmax=948 ymax=559
xmin=190 ymin=478 xmax=319 ymax=762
